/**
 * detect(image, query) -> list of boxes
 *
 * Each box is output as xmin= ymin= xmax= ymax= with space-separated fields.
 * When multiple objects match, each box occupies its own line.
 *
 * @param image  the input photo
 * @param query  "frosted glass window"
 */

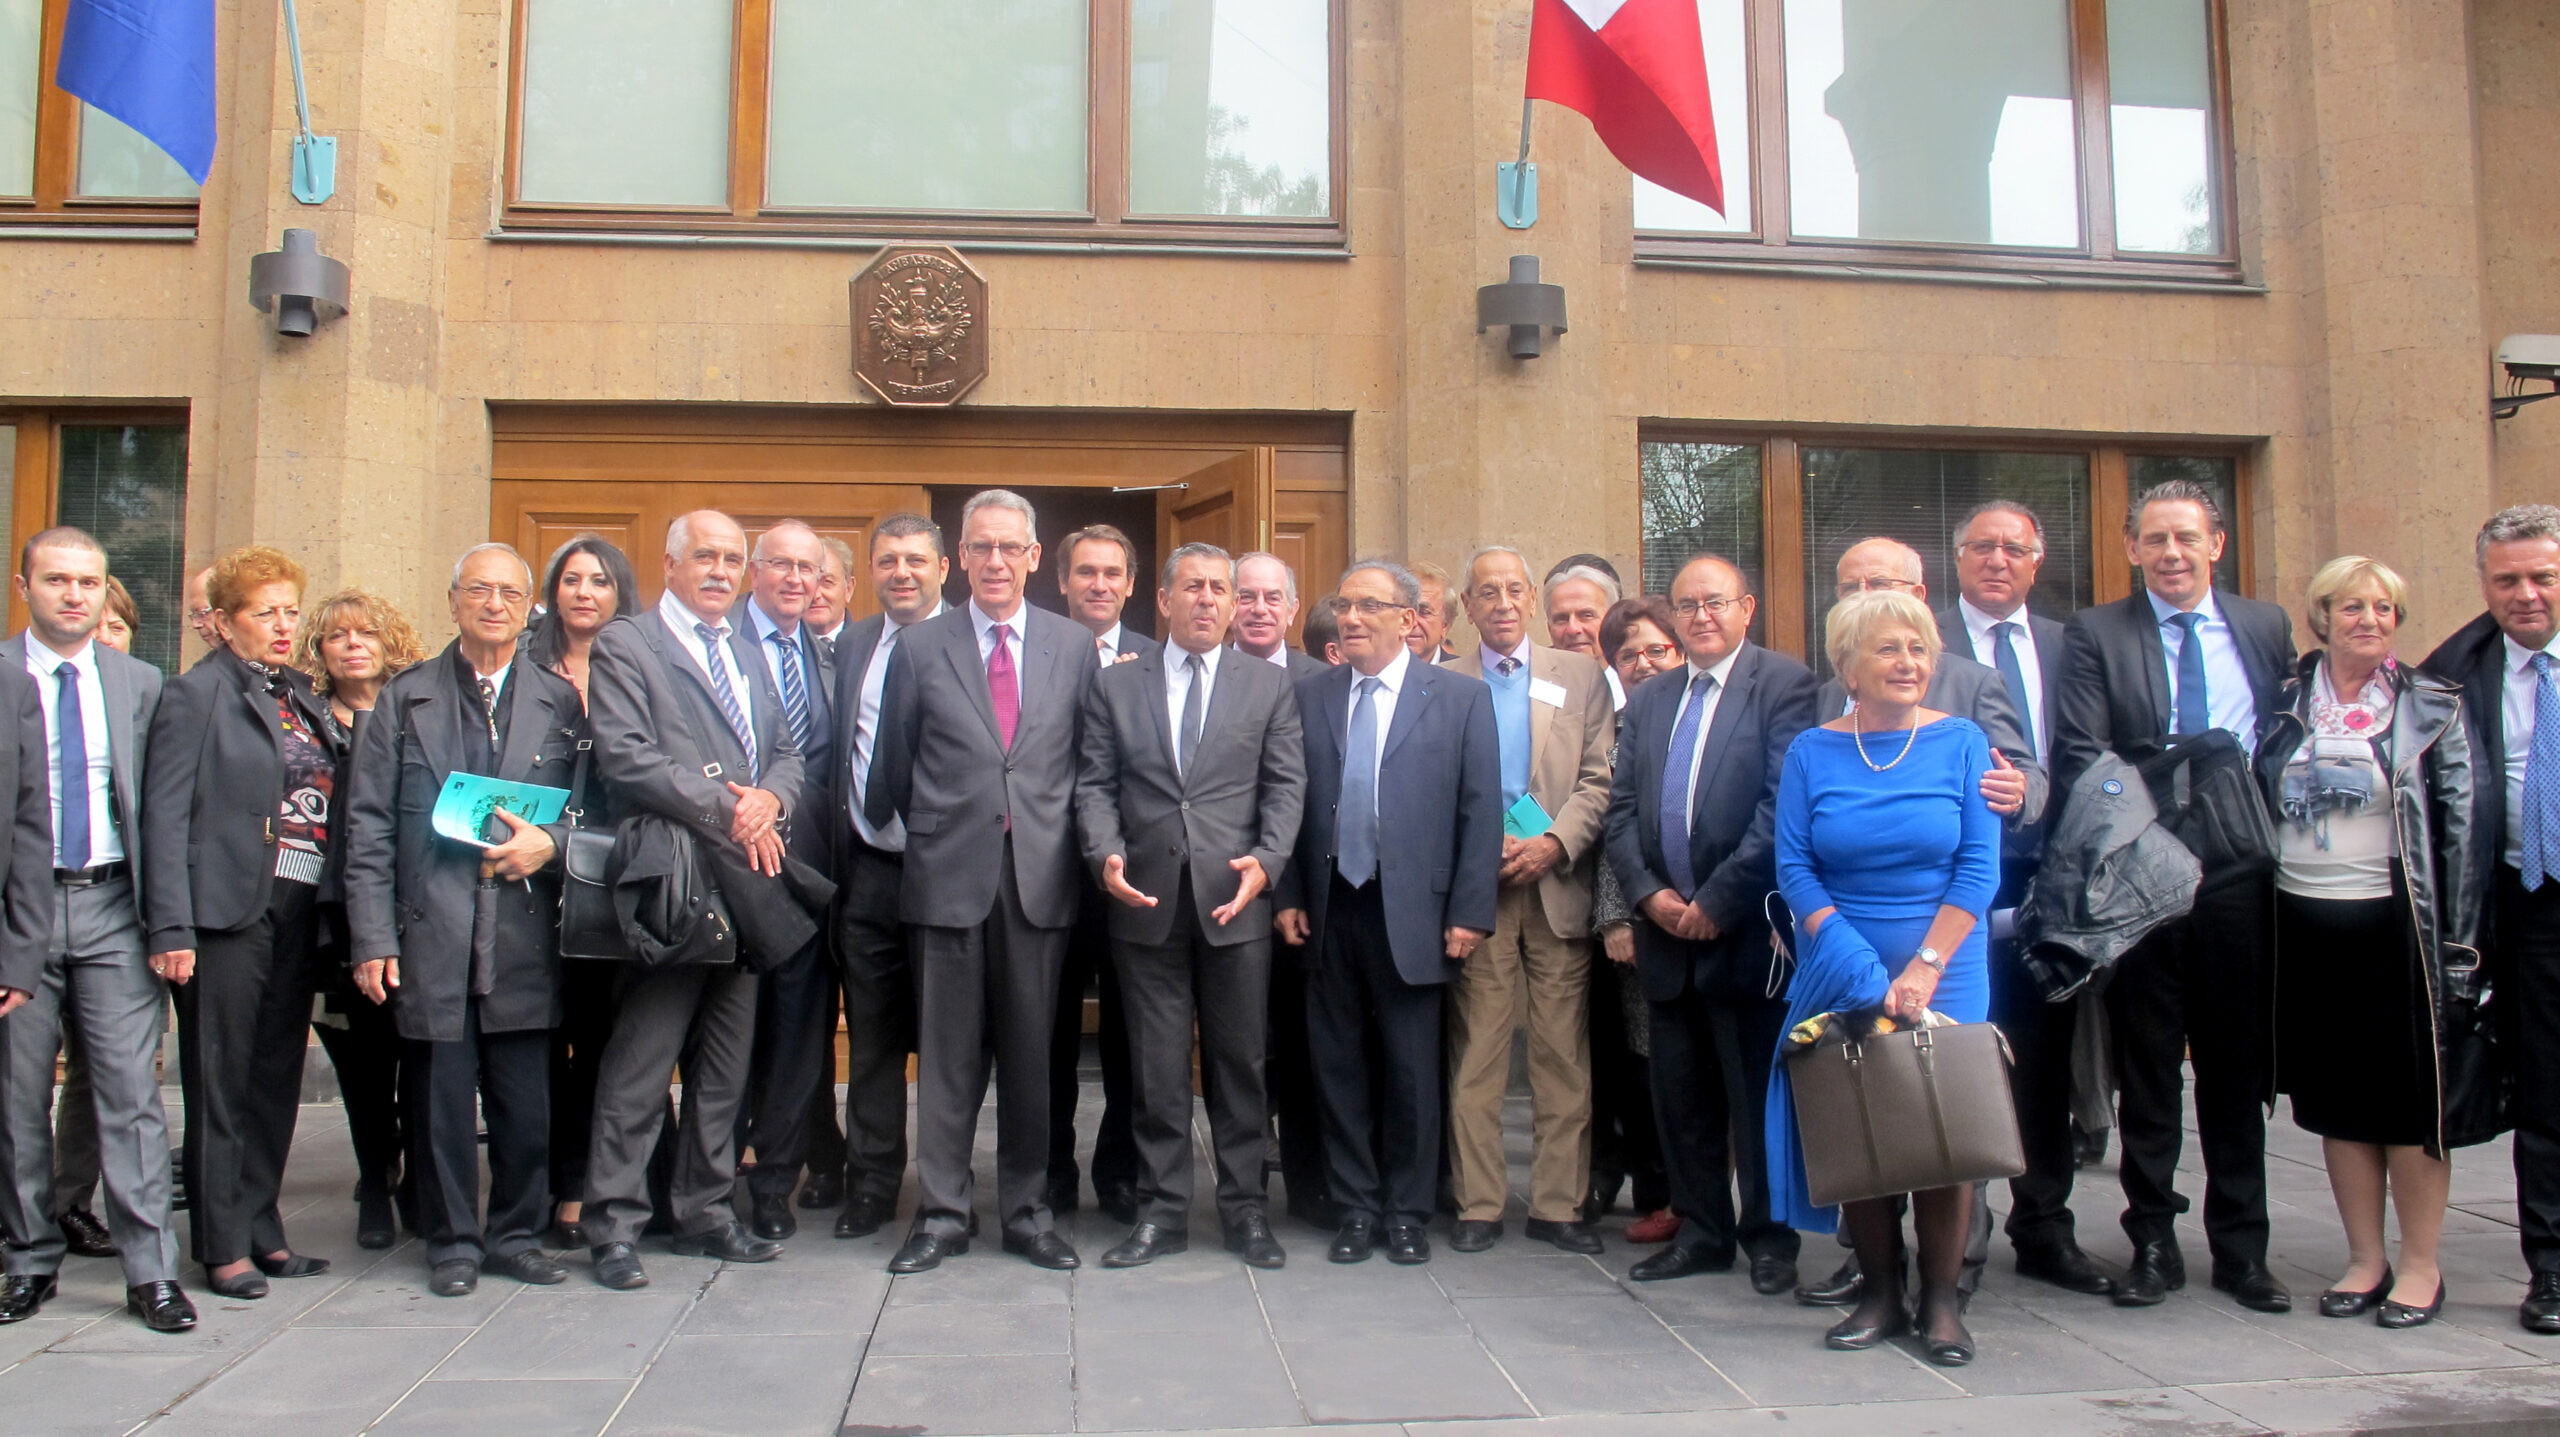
xmin=76 ymin=105 xmax=200 ymax=198
xmin=1633 ymin=0 xmax=1752 ymax=233
xmin=0 ymin=0 xmax=34 ymax=195
xmin=57 ymin=424 xmax=189 ymax=675
xmin=2109 ymin=0 xmax=2218 ymax=253
xmin=768 ymin=0 xmax=1088 ymax=213
xmin=518 ymin=0 xmax=732 ymax=206
xmin=1128 ymin=0 xmax=1328 ymax=217
xmin=1785 ymin=0 xmax=2079 ymax=247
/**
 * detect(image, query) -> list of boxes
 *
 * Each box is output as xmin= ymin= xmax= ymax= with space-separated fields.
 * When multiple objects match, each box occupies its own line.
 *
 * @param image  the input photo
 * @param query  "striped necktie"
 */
xmin=774 ymin=630 xmax=811 ymax=751
xmin=694 ymin=622 xmax=757 ymax=773
xmin=2525 ymin=652 xmax=2558 ymax=890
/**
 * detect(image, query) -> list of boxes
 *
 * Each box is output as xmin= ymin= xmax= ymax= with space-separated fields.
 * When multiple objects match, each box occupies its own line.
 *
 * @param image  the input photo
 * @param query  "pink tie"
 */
xmin=988 ymin=623 xmax=1019 ymax=750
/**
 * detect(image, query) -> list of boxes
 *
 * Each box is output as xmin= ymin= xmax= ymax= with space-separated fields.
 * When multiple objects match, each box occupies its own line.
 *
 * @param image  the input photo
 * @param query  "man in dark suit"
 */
xmin=1274 ymin=559 xmax=1500 ymax=1265
xmin=1603 ymin=553 xmax=1816 ymax=1291
xmin=2050 ymin=479 xmax=2296 ymax=1313
xmin=2424 ymin=503 xmax=2560 ymax=1334
xmin=1046 ymin=524 xmax=1153 ymax=1225
xmin=823 ymin=514 xmax=947 ymax=1241
xmin=580 ymin=510 xmax=805 ymax=1290
xmin=1234 ymin=552 xmax=1328 ymax=682
xmin=734 ymin=520 xmax=837 ymax=1242
xmin=871 ymin=489 xmax=1095 ymax=1272
xmin=0 ymin=528 xmax=188 ymax=1332
xmin=1075 ymin=542 xmax=1305 ymax=1268
xmin=345 ymin=543 xmax=584 ymax=1297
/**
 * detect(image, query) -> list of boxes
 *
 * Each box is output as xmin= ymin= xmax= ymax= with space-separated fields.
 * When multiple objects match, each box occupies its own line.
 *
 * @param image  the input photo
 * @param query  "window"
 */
xmin=0 ymin=0 xmax=200 ymax=223
xmin=1638 ymin=0 xmax=2232 ymax=278
xmin=506 ymin=0 xmax=1342 ymax=243
xmin=1640 ymin=431 xmax=2249 ymax=673
xmin=4 ymin=415 xmax=191 ymax=673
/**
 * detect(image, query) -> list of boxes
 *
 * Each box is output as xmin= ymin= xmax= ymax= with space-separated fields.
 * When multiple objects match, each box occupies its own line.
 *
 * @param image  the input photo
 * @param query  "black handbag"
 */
xmin=556 ymin=739 xmax=636 ymax=961
xmin=2135 ymin=729 xmax=2278 ymax=893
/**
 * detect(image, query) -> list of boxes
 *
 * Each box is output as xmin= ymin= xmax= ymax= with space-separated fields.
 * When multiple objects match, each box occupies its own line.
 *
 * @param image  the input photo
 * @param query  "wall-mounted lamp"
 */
xmin=1476 ymin=254 xmax=1567 ymax=359
xmin=2495 ymin=334 xmax=2560 ymax=419
xmin=249 ymin=228 xmax=349 ymax=338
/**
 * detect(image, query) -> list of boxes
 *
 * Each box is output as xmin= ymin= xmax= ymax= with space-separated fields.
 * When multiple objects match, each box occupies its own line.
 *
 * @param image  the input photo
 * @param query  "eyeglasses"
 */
xmin=1616 ymin=642 xmax=1681 ymax=667
xmin=1835 ymin=576 xmax=1919 ymax=596
xmin=960 ymin=540 xmax=1033 ymax=562
xmin=1672 ymin=596 xmax=1744 ymax=619
xmin=457 ymin=583 xmax=531 ymax=607
xmin=1957 ymin=540 xmax=2041 ymax=562
xmin=1341 ymin=597 xmax=1411 ymax=617
xmin=757 ymin=557 xmax=821 ymax=578
xmin=187 ymin=605 xmax=215 ymax=623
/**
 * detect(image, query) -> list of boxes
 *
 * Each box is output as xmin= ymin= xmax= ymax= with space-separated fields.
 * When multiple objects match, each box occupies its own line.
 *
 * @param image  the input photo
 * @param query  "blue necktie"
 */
xmin=2168 ymin=611 xmax=2209 ymax=735
xmin=1993 ymin=621 xmax=2035 ymax=756
xmin=695 ymin=623 xmax=757 ymax=775
xmin=54 ymin=663 xmax=88 ymax=870
xmin=2524 ymin=652 xmax=2558 ymax=891
xmin=774 ymin=631 xmax=811 ymax=751
xmin=1338 ymin=676 xmax=1382 ymax=886
xmin=1658 ymin=672 xmax=1711 ymax=899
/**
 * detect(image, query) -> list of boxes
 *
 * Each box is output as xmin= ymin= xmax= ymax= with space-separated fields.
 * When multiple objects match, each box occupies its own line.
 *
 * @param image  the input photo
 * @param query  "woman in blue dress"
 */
xmin=1770 ymin=590 xmax=2002 ymax=1365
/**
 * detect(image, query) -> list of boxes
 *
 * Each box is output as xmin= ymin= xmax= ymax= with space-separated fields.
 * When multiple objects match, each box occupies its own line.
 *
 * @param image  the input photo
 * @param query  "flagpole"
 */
xmin=1499 ymin=98 xmax=1537 ymax=229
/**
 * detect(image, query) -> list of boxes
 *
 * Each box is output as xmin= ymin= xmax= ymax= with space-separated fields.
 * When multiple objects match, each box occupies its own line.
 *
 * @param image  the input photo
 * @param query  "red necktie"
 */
xmin=988 ymin=623 xmax=1019 ymax=750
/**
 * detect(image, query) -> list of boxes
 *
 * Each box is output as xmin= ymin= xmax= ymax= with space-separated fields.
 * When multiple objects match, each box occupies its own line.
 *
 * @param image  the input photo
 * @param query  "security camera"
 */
xmin=2493 ymin=335 xmax=2560 ymax=419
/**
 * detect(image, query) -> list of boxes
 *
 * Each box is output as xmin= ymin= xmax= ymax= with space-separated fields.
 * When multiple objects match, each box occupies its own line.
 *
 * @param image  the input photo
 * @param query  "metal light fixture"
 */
xmin=1476 ymin=254 xmax=1566 ymax=359
xmin=249 ymin=228 xmax=349 ymax=338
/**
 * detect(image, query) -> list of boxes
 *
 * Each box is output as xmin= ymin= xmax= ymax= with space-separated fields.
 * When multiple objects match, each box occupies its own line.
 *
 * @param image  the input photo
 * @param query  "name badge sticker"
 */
xmin=1528 ymin=678 xmax=1567 ymax=708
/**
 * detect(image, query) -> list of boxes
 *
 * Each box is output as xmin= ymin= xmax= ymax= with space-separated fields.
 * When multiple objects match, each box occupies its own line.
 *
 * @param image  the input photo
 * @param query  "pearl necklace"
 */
xmin=1851 ymin=707 xmax=1920 ymax=771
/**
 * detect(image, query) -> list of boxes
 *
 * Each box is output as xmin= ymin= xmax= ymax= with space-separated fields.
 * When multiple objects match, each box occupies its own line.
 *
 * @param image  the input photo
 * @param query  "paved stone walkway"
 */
xmin=2 ymin=1084 xmax=2555 ymax=1436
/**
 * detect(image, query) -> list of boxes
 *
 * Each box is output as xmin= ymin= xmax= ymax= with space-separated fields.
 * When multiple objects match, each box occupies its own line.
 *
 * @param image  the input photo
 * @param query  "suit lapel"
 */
xmin=497 ymin=655 xmax=548 ymax=780
xmin=97 ymin=651 xmax=140 ymax=819
xmin=639 ymin=612 xmax=745 ymax=769
xmin=1022 ymin=612 xmax=1065 ymax=748
xmin=1134 ymin=646 xmax=1177 ymax=779
xmin=1691 ymin=647 xmax=1754 ymax=829
xmin=1380 ymin=661 xmax=1434 ymax=764
xmin=1525 ymin=645 xmax=1555 ymax=770
xmin=2129 ymin=603 xmax=2173 ymax=733
xmin=939 ymin=616 xmax=1006 ymax=749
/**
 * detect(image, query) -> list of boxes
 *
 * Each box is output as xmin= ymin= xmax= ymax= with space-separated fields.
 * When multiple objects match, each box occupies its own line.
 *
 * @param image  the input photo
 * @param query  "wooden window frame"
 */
xmin=499 ymin=0 xmax=1350 ymax=248
xmin=1638 ymin=0 xmax=2241 ymax=284
xmin=1639 ymin=424 xmax=2255 ymax=663
xmin=0 ymin=407 xmax=193 ymax=635
xmin=0 ymin=1 xmax=201 ymax=228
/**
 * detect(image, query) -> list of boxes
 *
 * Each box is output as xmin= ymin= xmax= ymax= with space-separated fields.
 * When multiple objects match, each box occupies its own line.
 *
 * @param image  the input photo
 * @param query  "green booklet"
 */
xmin=1502 ymin=792 xmax=1553 ymax=840
xmin=432 ymin=773 xmax=571 ymax=847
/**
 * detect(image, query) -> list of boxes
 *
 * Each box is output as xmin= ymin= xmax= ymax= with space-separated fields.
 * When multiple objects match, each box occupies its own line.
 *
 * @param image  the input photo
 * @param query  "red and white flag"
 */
xmin=1525 ymin=0 xmax=1724 ymax=214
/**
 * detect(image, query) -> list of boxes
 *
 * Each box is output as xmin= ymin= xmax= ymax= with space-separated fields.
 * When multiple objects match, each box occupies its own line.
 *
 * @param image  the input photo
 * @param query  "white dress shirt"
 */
xmin=657 ymin=588 xmax=759 ymax=735
xmin=1241 ymin=642 xmax=1291 ymax=669
xmin=1345 ymin=646 xmax=1413 ymax=798
xmin=2503 ymin=631 xmax=2556 ymax=870
xmin=1960 ymin=594 xmax=2048 ymax=762
xmin=1093 ymin=621 xmax=1126 ymax=665
xmin=1165 ymin=642 xmax=1220 ymax=775
xmin=1676 ymin=645 xmax=1746 ymax=843
xmin=2148 ymin=588 xmax=2258 ymax=745
xmin=25 ymin=639 xmax=121 ymax=864
xmin=848 ymin=603 xmax=944 ymax=851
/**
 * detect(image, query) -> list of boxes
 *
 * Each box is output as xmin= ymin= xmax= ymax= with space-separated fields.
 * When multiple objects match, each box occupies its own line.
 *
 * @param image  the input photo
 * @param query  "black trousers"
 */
xmin=911 ymin=847 xmax=1067 ymax=1241
xmin=2500 ymin=866 xmax=2560 ymax=1276
xmin=314 ymin=964 xmax=410 ymax=1208
xmin=1117 ymin=877 xmax=1272 ymax=1232
xmin=1048 ymin=876 xmax=1137 ymax=1198
xmin=175 ymin=882 xmax=324 ymax=1267
xmin=1642 ymin=960 xmax=1795 ymax=1263
xmin=1306 ymin=876 xmax=1442 ymax=1228
xmin=1266 ymin=953 xmax=1328 ymax=1212
xmin=2107 ymin=874 xmax=2272 ymax=1270
xmin=742 ymin=932 xmax=833 ymax=1199
xmin=1587 ymin=956 xmax=1667 ymax=1214
xmin=799 ymin=963 xmax=850 ymax=1184
xmin=548 ymin=959 xmax=618 ymax=1204
xmin=836 ymin=843 xmax=915 ymax=1204
xmin=408 ymin=1003 xmax=550 ymax=1266
xmin=1989 ymin=937 xmax=2081 ymax=1252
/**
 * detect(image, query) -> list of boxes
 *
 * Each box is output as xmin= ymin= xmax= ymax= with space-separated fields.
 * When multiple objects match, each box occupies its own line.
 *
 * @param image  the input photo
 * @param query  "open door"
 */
xmin=1157 ymin=448 xmax=1274 ymax=559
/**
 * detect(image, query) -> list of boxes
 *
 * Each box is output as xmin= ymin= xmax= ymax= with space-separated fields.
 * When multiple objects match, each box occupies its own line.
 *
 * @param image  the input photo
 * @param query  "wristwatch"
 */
xmin=1913 ymin=945 xmax=1946 ymax=974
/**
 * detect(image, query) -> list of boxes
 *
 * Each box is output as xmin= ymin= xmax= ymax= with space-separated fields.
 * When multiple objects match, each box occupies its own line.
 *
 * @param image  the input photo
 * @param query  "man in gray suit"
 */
xmin=580 ymin=510 xmax=804 ymax=1290
xmin=871 ymin=489 xmax=1096 ymax=1272
xmin=1075 ymin=542 xmax=1305 ymax=1269
xmin=0 ymin=527 xmax=190 ymax=1332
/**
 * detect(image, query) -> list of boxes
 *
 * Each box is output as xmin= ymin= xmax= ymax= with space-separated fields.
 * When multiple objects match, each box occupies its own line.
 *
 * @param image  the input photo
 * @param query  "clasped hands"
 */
xmin=726 ymin=782 xmax=786 ymax=876
xmin=1801 ymin=905 xmax=1941 ymax=1020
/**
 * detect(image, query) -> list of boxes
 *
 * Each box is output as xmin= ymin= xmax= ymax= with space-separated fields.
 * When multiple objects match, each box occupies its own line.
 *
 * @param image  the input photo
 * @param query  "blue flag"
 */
xmin=55 ymin=0 xmax=218 ymax=185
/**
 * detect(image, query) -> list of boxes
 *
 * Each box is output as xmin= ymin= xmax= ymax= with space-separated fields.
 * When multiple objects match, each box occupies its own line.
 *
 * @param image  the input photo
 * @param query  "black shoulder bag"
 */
xmin=556 ymin=739 xmax=635 ymax=961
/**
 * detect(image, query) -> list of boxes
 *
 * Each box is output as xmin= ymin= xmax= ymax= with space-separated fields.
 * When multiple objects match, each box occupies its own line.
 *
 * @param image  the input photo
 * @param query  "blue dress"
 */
xmin=1765 ymin=718 xmax=2002 ymax=1233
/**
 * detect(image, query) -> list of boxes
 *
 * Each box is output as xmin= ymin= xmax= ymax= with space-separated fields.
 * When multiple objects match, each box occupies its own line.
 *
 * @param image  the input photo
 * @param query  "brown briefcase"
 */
xmin=1787 ymin=1017 xmax=2026 ymax=1208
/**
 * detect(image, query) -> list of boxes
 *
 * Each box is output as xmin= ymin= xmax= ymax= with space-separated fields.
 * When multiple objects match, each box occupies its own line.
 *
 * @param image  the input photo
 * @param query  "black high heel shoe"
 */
xmin=251 ymin=1251 xmax=331 ymax=1279
xmin=356 ymin=1190 xmax=396 ymax=1250
xmin=2375 ymin=1276 xmax=2445 ymax=1330
xmin=2317 ymin=1265 xmax=2392 ymax=1319
xmin=1824 ymin=1297 xmax=1910 ymax=1350
xmin=204 ymin=1267 xmax=268 ymax=1300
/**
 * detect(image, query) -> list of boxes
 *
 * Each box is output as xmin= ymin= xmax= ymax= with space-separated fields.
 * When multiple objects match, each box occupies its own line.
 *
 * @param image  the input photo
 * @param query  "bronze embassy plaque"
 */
xmin=850 ymin=245 xmax=988 ymax=406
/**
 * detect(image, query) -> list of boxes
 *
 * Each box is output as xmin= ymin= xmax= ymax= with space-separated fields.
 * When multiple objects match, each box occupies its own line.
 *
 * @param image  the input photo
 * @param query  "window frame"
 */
xmin=0 ymin=407 xmax=193 ymax=640
xmin=1638 ymin=423 xmax=2256 ymax=663
xmin=0 ymin=0 xmax=202 ymax=228
xmin=498 ymin=0 xmax=1351 ymax=247
xmin=1637 ymin=0 xmax=2242 ymax=283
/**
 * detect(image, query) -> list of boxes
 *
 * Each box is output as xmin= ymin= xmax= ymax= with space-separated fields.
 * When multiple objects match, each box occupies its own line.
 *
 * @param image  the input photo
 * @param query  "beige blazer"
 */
xmin=1447 ymin=640 xmax=1616 ymax=936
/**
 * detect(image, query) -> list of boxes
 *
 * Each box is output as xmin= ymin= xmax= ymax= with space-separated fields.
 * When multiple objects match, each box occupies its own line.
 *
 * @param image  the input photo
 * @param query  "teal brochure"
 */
xmin=1502 ymin=792 xmax=1553 ymax=840
xmin=431 ymin=773 xmax=570 ymax=847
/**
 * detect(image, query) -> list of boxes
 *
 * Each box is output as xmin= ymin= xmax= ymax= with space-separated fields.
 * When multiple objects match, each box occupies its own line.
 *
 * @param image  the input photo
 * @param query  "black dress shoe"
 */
xmin=356 ymin=1191 xmax=396 ymax=1250
xmin=750 ymin=1192 xmax=798 ymax=1242
xmin=798 ymin=1170 xmax=845 ymax=1211
xmin=835 ymin=1192 xmax=896 ymax=1240
xmin=1824 ymin=1303 xmax=1910 ymax=1350
xmin=590 ymin=1242 xmax=649 ymax=1290
xmin=1797 ymin=1259 xmax=1864 ymax=1307
xmin=253 ymin=1251 xmax=330 ymax=1279
xmin=1329 ymin=1216 xmax=1377 ymax=1264
xmin=0 ymin=1273 xmax=55 ymax=1322
xmin=2521 ymin=1272 xmax=2560 ymax=1334
xmin=887 ymin=1231 xmax=968 ymax=1273
xmin=1385 ymin=1223 xmax=1430 ymax=1264
xmin=2017 ymin=1241 xmax=2117 ymax=1297
xmin=1629 ymin=1242 xmax=1731 ymax=1283
xmin=1097 ymin=1181 xmax=1141 ymax=1227
xmin=1102 ymin=1223 xmax=1187 ymax=1268
xmin=2114 ymin=1238 xmax=2186 ymax=1307
xmin=2375 ymin=1275 xmax=2444 ymax=1329
xmin=126 ymin=1281 xmax=196 ymax=1332
xmin=1449 ymin=1219 xmax=1501 ymax=1253
xmin=2318 ymin=1266 xmax=2392 ymax=1319
xmin=60 ymin=1207 xmax=117 ymax=1259
xmin=2212 ymin=1261 xmax=2293 ymax=1313
xmin=429 ymin=1259 xmax=479 ymax=1297
xmin=670 ymin=1221 xmax=782 ymax=1263
xmin=487 ymin=1250 xmax=568 ymax=1285
xmin=1223 ymin=1212 xmax=1286 ymax=1269
xmin=1002 ymin=1231 xmax=1080 ymax=1270
xmin=1525 ymin=1218 xmax=1604 ymax=1255
xmin=1750 ymin=1254 xmax=1799 ymax=1296
xmin=205 ymin=1267 xmax=268 ymax=1300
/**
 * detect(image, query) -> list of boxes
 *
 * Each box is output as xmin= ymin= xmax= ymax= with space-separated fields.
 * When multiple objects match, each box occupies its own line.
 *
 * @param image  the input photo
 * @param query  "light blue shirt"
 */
xmin=1482 ymin=640 xmax=1533 ymax=809
xmin=2148 ymin=587 xmax=2258 ymax=746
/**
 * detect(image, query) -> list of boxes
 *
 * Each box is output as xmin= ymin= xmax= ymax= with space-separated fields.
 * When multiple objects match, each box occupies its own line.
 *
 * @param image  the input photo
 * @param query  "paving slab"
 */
xmin=369 ymin=1377 xmax=632 ymax=1436
xmin=840 ymin=1350 xmax=1075 ymax=1435
xmin=2191 ymin=1364 xmax=2560 ymax=1435
xmin=1278 ymin=1335 xmax=1532 ymax=1423
xmin=1491 ymin=1349 xmax=1751 ymax=1416
xmin=143 ymin=1325 xmax=471 ymax=1437
xmin=1457 ymin=1295 xmax=1694 ymax=1358
xmin=609 ymin=1333 xmax=864 ymax=1436
xmin=435 ymin=1289 xmax=691 ymax=1380
xmin=1668 ymin=1319 xmax=1967 ymax=1408
xmin=680 ymin=1259 xmax=890 ymax=1336
xmin=1254 ymin=1260 xmax=1477 ymax=1340
xmin=865 ymin=1298 xmax=1072 ymax=1356
xmin=1072 ymin=1326 xmax=1304 ymax=1432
